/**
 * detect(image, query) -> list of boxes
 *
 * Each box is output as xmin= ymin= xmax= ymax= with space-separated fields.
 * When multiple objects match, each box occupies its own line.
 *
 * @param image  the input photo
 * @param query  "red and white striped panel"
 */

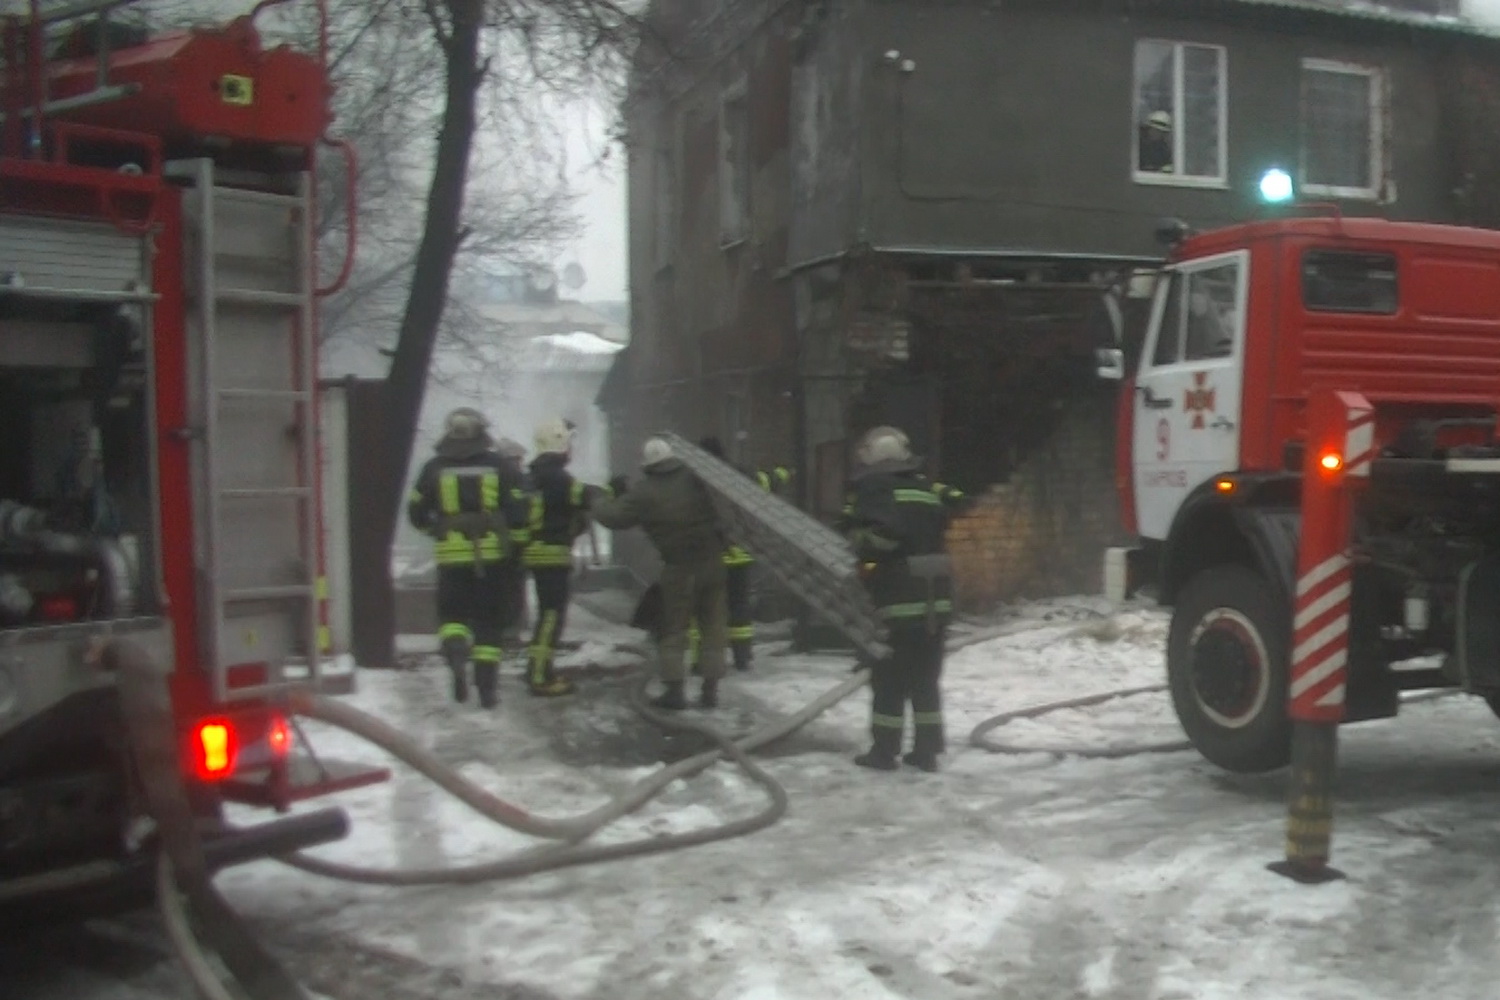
xmin=1290 ymin=552 xmax=1352 ymax=717
xmin=1343 ymin=408 xmax=1376 ymax=478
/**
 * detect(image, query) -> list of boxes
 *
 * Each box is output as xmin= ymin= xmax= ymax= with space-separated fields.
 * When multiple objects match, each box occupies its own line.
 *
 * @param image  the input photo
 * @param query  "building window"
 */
xmin=724 ymin=391 xmax=747 ymax=465
xmin=1133 ymin=40 xmax=1227 ymax=186
xmin=1301 ymin=250 xmax=1399 ymax=314
xmin=719 ymin=83 xmax=750 ymax=246
xmin=1301 ymin=60 xmax=1385 ymax=200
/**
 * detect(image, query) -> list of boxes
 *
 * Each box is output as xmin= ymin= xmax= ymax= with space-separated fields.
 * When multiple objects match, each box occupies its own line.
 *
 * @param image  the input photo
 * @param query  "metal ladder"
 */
xmin=2 ymin=0 xmax=148 ymax=129
xmin=658 ymin=433 xmax=891 ymax=661
xmin=181 ymin=157 xmax=323 ymax=703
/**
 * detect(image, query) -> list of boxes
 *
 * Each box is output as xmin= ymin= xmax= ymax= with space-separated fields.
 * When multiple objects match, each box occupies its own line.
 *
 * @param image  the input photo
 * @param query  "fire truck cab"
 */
xmin=0 ymin=0 xmax=370 ymax=910
xmin=1107 ymin=213 xmax=1500 ymax=773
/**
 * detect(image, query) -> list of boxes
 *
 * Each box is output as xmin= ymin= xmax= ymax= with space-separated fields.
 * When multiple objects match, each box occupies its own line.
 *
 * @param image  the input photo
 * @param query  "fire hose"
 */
xmin=106 ymin=636 xmax=870 ymax=998
xmin=115 ymin=615 xmax=1357 ymax=997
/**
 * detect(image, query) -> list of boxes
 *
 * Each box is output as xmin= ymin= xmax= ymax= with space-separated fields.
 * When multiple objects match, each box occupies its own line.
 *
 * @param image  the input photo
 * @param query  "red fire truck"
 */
xmin=1106 ymin=212 xmax=1500 ymax=775
xmin=0 ymin=0 xmax=375 ymax=911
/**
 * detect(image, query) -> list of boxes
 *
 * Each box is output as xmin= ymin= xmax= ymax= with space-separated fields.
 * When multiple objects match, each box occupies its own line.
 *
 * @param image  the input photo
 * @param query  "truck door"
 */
xmin=1132 ymin=250 xmax=1248 ymax=540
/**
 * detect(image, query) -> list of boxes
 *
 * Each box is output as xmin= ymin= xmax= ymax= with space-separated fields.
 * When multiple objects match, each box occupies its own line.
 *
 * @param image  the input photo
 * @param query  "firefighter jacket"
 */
xmin=591 ymin=458 xmax=725 ymax=566
xmin=838 ymin=462 xmax=970 ymax=623
xmin=408 ymin=442 xmax=529 ymax=567
xmin=725 ymin=464 xmax=790 ymax=568
xmin=523 ymin=453 xmax=595 ymax=569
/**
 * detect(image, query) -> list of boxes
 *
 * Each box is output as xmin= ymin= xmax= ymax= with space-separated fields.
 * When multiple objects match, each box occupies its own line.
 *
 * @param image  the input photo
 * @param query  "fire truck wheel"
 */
xmin=1168 ymin=564 xmax=1291 ymax=774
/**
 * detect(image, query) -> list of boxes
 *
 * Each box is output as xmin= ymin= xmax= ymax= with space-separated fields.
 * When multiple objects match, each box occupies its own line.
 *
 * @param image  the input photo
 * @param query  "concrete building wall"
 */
xmin=854 ymin=0 xmax=1469 ymax=259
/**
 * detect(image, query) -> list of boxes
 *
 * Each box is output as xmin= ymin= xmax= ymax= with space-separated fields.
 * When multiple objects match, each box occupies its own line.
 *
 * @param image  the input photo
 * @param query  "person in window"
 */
xmin=1138 ymin=110 xmax=1174 ymax=174
xmin=1186 ymin=286 xmax=1234 ymax=360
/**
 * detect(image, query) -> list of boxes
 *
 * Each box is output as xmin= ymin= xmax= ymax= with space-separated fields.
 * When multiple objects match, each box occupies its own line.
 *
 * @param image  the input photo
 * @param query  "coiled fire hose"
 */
xmin=275 ymin=669 xmax=872 ymax=886
xmin=107 ymin=634 xmax=872 ymax=997
xmin=111 ymin=616 xmax=1312 ymax=998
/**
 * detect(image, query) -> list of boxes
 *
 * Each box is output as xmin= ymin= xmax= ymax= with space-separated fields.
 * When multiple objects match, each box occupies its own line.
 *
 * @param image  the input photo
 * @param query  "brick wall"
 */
xmin=946 ymin=390 xmax=1125 ymax=609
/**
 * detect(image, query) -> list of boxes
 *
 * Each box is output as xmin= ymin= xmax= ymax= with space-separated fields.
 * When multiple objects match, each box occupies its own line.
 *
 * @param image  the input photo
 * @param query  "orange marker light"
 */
xmin=1319 ymin=452 xmax=1343 ymax=473
xmin=193 ymin=720 xmax=238 ymax=780
xmin=267 ymin=715 xmax=293 ymax=758
xmin=1215 ymin=478 xmax=1235 ymax=494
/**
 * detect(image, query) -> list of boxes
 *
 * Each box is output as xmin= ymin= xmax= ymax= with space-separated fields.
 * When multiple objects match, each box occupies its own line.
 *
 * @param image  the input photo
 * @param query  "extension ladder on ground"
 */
xmin=658 ymin=433 xmax=890 ymax=660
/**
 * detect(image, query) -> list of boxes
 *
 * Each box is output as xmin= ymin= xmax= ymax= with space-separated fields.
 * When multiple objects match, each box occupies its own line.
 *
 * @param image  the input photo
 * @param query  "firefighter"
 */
xmin=521 ymin=417 xmax=596 ymax=697
xmin=407 ymin=408 xmax=528 ymax=709
xmin=839 ymin=425 xmax=971 ymax=772
xmin=693 ymin=437 xmax=794 ymax=672
xmin=495 ymin=436 xmax=531 ymax=653
xmin=592 ymin=438 xmax=728 ymax=710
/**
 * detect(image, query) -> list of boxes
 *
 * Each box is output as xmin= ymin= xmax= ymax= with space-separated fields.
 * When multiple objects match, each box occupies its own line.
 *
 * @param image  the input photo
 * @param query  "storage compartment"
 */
xmin=0 ymin=296 xmax=160 ymax=628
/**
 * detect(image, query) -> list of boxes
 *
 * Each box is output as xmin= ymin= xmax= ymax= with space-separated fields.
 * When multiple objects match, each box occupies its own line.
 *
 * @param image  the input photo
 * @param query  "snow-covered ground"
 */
xmin=18 ymin=597 xmax=1500 ymax=999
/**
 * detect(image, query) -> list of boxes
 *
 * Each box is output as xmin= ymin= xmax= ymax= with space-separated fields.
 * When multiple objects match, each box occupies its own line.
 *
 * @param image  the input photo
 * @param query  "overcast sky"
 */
xmin=561 ymin=107 xmax=627 ymax=302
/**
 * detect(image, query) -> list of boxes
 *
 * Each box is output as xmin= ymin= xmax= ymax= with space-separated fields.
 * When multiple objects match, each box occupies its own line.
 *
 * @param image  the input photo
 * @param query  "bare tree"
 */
xmin=367 ymin=0 xmax=638 ymax=560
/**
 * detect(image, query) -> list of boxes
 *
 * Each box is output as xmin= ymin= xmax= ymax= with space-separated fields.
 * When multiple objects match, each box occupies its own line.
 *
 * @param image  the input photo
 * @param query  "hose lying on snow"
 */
xmin=969 ymin=684 xmax=1193 ymax=758
xmin=108 ymin=640 xmax=314 ymax=1000
xmin=275 ymin=669 xmax=871 ymax=887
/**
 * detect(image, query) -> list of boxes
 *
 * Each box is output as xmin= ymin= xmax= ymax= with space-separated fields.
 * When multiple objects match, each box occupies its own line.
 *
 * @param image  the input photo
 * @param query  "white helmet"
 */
xmin=534 ymin=417 xmax=572 ymax=456
xmin=855 ymin=425 xmax=912 ymax=467
xmin=443 ymin=407 xmax=490 ymax=441
xmin=642 ymin=437 xmax=673 ymax=467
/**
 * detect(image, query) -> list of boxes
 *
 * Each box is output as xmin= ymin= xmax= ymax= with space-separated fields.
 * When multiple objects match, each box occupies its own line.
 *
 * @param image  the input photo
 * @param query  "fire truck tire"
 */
xmin=1167 ymin=564 xmax=1292 ymax=774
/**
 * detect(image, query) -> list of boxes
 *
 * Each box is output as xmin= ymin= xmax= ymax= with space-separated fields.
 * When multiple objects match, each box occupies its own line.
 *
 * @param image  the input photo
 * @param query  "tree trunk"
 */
xmin=374 ymin=0 xmax=486 ymax=560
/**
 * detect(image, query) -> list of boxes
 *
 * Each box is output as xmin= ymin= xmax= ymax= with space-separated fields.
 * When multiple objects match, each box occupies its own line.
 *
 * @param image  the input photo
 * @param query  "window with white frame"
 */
xmin=719 ymin=83 xmax=751 ymax=245
xmin=1133 ymin=40 xmax=1227 ymax=185
xmin=1301 ymin=60 xmax=1385 ymax=200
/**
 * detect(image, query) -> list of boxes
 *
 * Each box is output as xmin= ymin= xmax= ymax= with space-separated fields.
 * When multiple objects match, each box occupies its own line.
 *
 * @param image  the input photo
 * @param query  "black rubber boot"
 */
xmin=902 ymin=751 xmax=939 ymax=773
xmin=698 ymin=678 xmax=719 ymax=709
xmin=651 ymin=680 xmax=687 ymax=711
xmin=855 ymin=726 xmax=901 ymax=771
xmin=474 ymin=662 xmax=500 ymax=709
xmin=441 ymin=636 xmax=470 ymax=704
xmin=732 ymin=643 xmax=752 ymax=672
xmin=854 ymin=750 xmax=899 ymax=771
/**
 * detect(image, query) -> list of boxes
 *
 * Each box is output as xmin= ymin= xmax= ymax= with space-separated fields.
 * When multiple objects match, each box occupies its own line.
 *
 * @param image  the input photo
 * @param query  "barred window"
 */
xmin=1301 ymin=60 xmax=1386 ymax=200
xmin=1302 ymin=250 xmax=1399 ymax=314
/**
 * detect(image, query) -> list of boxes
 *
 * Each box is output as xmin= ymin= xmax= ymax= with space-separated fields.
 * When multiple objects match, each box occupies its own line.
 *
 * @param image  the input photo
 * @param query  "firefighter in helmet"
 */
xmin=839 ymin=425 xmax=971 ymax=771
xmin=693 ymin=436 xmax=793 ymax=672
xmin=407 ymin=408 xmax=528 ymax=708
xmin=520 ymin=417 xmax=596 ymax=697
xmin=592 ymin=438 xmax=729 ymax=710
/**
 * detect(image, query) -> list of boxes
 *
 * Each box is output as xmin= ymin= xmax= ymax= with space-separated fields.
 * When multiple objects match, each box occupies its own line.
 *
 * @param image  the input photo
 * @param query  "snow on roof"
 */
xmin=1220 ymin=0 xmax=1500 ymax=36
xmin=536 ymin=331 xmax=626 ymax=355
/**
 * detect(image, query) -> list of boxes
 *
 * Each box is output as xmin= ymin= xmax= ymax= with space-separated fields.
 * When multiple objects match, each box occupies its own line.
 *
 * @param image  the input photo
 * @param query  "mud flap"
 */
xmin=1456 ymin=555 xmax=1500 ymax=691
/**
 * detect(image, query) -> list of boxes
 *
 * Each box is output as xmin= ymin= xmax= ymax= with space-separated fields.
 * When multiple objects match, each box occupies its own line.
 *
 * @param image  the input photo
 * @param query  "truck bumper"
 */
xmin=0 ymin=806 xmax=348 ymax=924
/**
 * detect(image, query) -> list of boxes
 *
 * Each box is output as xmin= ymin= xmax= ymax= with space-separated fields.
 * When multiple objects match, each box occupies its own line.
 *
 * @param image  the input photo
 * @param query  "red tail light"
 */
xmin=192 ymin=719 xmax=239 ymax=781
xmin=267 ymin=715 xmax=293 ymax=758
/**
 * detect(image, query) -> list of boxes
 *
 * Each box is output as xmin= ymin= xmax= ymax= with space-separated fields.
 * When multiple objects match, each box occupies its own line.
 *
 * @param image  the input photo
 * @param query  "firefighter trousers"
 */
xmin=726 ymin=563 xmax=753 ymax=669
xmin=689 ymin=564 xmax=753 ymax=671
xmin=660 ymin=557 xmax=727 ymax=683
xmin=527 ymin=566 xmax=574 ymax=693
xmin=436 ymin=562 xmax=506 ymax=700
xmin=501 ymin=565 xmax=528 ymax=650
xmin=868 ymin=621 xmax=946 ymax=759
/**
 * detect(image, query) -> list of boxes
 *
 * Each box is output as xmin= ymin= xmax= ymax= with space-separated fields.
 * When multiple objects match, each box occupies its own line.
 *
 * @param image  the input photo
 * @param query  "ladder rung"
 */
xmin=224 ymin=584 xmax=315 ymax=602
xmin=220 ymin=487 xmax=313 ymax=500
xmin=217 ymin=288 xmax=306 ymax=308
xmin=218 ymin=388 xmax=311 ymax=402
xmin=215 ymin=187 xmax=305 ymax=211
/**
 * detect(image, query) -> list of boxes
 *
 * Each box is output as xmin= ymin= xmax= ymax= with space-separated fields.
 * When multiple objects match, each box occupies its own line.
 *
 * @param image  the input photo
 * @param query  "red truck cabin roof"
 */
xmin=1167 ymin=216 xmax=1500 ymax=474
